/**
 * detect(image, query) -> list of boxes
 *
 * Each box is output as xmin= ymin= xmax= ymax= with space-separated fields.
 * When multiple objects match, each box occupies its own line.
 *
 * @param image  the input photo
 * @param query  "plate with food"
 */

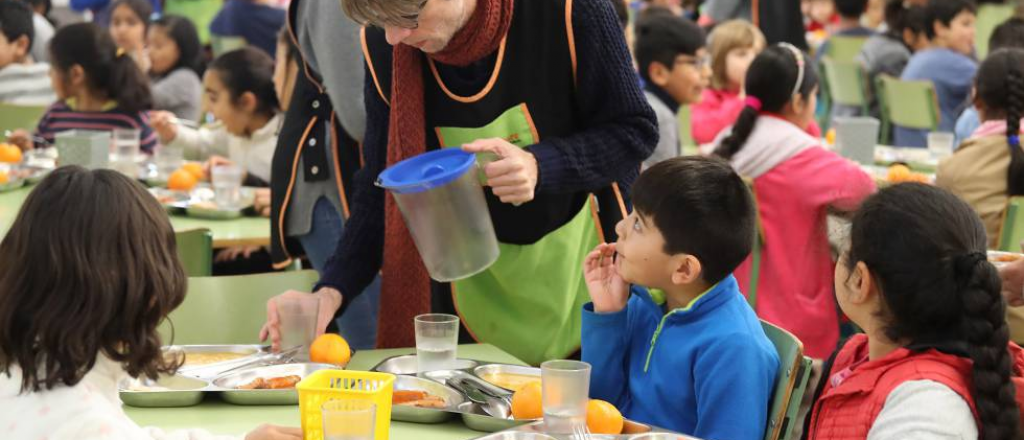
xmin=212 ymin=362 xmax=341 ymax=405
xmin=119 ymin=374 xmax=209 ymax=408
xmin=473 ymin=364 xmax=542 ymax=392
xmin=988 ymin=251 xmax=1024 ymax=268
xmin=372 ymin=354 xmax=480 ymax=375
xmin=391 ymin=375 xmax=466 ymax=423
xmin=184 ymin=187 xmax=256 ymax=220
xmin=149 ymin=187 xmax=191 ymax=211
xmin=165 ymin=344 xmax=265 ymax=379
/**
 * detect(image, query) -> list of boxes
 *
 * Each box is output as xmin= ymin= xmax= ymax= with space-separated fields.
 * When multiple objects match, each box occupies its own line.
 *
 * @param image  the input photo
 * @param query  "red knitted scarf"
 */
xmin=378 ymin=0 xmax=514 ymax=348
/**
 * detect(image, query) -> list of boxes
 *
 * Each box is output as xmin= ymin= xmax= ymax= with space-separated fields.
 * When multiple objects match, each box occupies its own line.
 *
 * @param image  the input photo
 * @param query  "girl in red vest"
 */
xmin=806 ymin=183 xmax=1024 ymax=440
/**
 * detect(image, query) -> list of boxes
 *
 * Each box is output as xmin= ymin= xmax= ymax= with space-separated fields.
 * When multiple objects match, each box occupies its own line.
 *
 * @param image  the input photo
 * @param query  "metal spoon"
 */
xmin=3 ymin=130 xmax=50 ymax=146
xmin=449 ymin=374 xmax=513 ymax=419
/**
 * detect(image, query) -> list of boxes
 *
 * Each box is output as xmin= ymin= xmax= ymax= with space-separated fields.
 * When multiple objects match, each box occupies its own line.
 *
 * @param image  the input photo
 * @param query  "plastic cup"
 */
xmin=112 ymin=128 xmax=140 ymax=177
xmin=211 ymin=164 xmax=244 ymax=209
xmin=541 ymin=360 xmax=591 ymax=434
xmin=415 ymin=313 xmax=459 ymax=372
xmin=322 ymin=399 xmax=376 ymax=440
xmin=927 ymin=132 xmax=956 ymax=160
xmin=275 ymin=295 xmax=319 ymax=360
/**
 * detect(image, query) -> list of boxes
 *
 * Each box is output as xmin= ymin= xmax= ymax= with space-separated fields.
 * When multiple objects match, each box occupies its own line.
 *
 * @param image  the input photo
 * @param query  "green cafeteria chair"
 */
xmin=210 ymin=34 xmax=248 ymax=57
xmin=821 ymin=57 xmax=870 ymax=117
xmin=762 ymin=321 xmax=814 ymax=440
xmin=875 ymin=75 xmax=940 ymax=146
xmin=0 ymin=103 xmax=47 ymax=136
xmin=999 ymin=196 xmax=1024 ymax=252
xmin=975 ymin=3 xmax=1016 ymax=59
xmin=175 ymin=228 xmax=213 ymax=277
xmin=164 ymin=0 xmax=224 ymax=45
xmin=825 ymin=35 xmax=869 ymax=63
xmin=159 ymin=270 xmax=320 ymax=345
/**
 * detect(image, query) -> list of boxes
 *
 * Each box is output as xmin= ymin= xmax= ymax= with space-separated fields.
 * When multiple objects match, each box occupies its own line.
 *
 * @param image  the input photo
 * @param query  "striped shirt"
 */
xmin=35 ymin=101 xmax=158 ymax=153
xmin=0 ymin=63 xmax=56 ymax=106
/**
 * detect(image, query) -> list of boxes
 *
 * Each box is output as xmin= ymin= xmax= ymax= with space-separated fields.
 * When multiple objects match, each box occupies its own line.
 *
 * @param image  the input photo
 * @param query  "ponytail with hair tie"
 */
xmin=1004 ymin=50 xmax=1024 ymax=196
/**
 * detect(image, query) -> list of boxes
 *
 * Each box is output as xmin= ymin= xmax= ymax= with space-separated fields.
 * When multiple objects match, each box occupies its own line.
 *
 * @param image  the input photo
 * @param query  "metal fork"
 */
xmin=572 ymin=422 xmax=592 ymax=440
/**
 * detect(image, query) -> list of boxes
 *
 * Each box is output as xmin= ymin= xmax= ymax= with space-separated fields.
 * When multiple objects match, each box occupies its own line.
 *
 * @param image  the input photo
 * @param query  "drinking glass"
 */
xmin=414 ymin=313 xmax=459 ymax=372
xmin=322 ymin=399 xmax=376 ymax=440
xmin=541 ymin=360 xmax=591 ymax=434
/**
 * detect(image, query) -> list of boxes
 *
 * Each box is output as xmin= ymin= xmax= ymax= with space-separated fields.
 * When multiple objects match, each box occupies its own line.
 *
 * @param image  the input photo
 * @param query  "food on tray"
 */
xmin=0 ymin=170 xmax=8 ymax=185
xmin=886 ymin=164 xmax=929 ymax=184
xmin=190 ymin=201 xmax=219 ymax=210
xmin=392 ymin=389 xmax=447 ymax=409
xmin=479 ymin=371 xmax=541 ymax=391
xmin=182 ymin=162 xmax=205 ymax=180
xmin=168 ymin=169 xmax=198 ymax=191
xmin=237 ymin=375 xmax=302 ymax=390
xmin=178 ymin=351 xmax=250 ymax=366
xmin=310 ymin=333 xmax=351 ymax=366
xmin=990 ymin=253 xmax=1023 ymax=263
xmin=587 ymin=399 xmax=624 ymax=434
xmin=0 ymin=144 xmax=22 ymax=163
xmin=510 ymin=381 xmax=543 ymax=420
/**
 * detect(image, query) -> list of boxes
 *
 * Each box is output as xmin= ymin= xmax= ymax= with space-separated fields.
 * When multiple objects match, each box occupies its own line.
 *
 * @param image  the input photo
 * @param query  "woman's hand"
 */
xmin=253 ymin=188 xmax=271 ymax=217
xmin=259 ymin=288 xmax=343 ymax=352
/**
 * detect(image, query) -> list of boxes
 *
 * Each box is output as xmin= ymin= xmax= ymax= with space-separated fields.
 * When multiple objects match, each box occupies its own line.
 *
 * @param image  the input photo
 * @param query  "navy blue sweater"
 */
xmin=318 ymin=0 xmax=658 ymax=310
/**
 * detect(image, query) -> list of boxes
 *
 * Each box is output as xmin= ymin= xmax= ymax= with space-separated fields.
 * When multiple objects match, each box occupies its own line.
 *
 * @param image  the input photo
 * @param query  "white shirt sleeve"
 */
xmin=170 ymin=125 xmax=229 ymax=161
xmin=867 ymin=380 xmax=978 ymax=440
xmin=49 ymin=411 xmax=241 ymax=440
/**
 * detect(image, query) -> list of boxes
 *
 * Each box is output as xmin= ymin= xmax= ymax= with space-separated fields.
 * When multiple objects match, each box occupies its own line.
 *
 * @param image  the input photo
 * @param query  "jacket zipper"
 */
xmin=644 ymin=311 xmax=680 ymax=373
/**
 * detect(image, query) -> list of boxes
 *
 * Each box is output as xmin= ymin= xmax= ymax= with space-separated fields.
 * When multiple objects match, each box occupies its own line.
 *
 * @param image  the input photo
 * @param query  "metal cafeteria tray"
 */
xmin=988 ymin=250 xmax=1024 ymax=268
xmin=471 ymin=420 xmax=697 ymax=440
xmin=169 ymin=344 xmax=266 ymax=379
xmin=212 ymin=362 xmax=341 ymax=405
xmin=458 ymin=401 xmax=535 ymax=432
xmin=472 ymin=364 xmax=542 ymax=392
xmin=120 ymin=374 xmax=208 ymax=408
xmin=392 ymin=374 xmax=467 ymax=423
xmin=371 ymin=354 xmax=481 ymax=375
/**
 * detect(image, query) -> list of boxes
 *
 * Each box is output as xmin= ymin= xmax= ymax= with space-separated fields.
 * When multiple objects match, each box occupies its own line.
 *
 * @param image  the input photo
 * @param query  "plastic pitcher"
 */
xmin=376 ymin=149 xmax=500 ymax=282
xmin=55 ymin=130 xmax=110 ymax=169
xmin=834 ymin=117 xmax=880 ymax=166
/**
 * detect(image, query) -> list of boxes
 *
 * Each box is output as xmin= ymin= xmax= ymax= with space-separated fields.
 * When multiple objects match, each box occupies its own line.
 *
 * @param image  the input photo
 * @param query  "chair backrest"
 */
xmin=160 ymin=270 xmax=321 ymax=345
xmin=210 ymin=35 xmax=248 ymax=57
xmin=745 ymin=179 xmax=765 ymax=309
xmin=826 ymin=36 xmax=869 ymax=63
xmin=875 ymin=75 xmax=940 ymax=139
xmin=175 ymin=228 xmax=213 ymax=277
xmin=678 ymin=105 xmax=697 ymax=155
xmin=164 ymin=0 xmax=224 ymax=45
xmin=976 ymin=3 xmax=1016 ymax=59
xmin=762 ymin=321 xmax=814 ymax=440
xmin=821 ymin=57 xmax=868 ymax=110
xmin=1000 ymin=196 xmax=1024 ymax=252
xmin=0 ymin=103 xmax=47 ymax=135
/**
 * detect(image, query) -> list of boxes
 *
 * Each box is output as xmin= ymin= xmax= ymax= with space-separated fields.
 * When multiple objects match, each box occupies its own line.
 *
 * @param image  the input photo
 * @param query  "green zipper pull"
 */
xmin=644 ymin=312 xmax=675 ymax=373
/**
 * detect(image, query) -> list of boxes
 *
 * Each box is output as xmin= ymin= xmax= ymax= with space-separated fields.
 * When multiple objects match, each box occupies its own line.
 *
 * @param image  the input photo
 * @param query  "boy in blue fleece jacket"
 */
xmin=581 ymin=156 xmax=779 ymax=440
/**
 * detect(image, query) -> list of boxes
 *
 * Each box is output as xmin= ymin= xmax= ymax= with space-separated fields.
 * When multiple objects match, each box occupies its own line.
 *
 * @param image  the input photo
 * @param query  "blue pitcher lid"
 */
xmin=377 ymin=148 xmax=475 ymax=194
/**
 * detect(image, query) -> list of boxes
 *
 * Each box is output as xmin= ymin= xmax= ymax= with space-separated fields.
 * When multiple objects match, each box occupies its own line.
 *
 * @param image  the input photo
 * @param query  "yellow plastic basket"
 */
xmin=296 ymin=370 xmax=395 ymax=440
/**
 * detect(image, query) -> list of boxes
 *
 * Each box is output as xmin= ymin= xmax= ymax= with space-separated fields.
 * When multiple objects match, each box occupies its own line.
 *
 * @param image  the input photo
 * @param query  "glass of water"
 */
xmin=414 ymin=313 xmax=459 ymax=372
xmin=927 ymin=132 xmax=956 ymax=160
xmin=322 ymin=399 xmax=376 ymax=440
xmin=155 ymin=146 xmax=184 ymax=181
xmin=112 ymin=128 xmax=140 ymax=177
xmin=541 ymin=360 xmax=591 ymax=434
xmin=211 ymin=163 xmax=244 ymax=209
xmin=275 ymin=295 xmax=319 ymax=360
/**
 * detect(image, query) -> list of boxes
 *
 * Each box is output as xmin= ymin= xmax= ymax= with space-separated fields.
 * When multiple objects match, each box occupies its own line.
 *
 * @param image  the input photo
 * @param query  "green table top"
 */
xmin=125 ymin=344 xmax=525 ymax=439
xmin=0 ymin=186 xmax=270 ymax=248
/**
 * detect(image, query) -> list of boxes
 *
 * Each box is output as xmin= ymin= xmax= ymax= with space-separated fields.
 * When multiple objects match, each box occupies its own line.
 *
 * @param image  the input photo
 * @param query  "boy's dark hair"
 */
xmin=111 ymin=0 xmax=153 ymax=30
xmin=631 ymin=156 xmax=755 ymax=284
xmin=989 ymin=17 xmax=1024 ymax=52
xmin=835 ymin=0 xmax=868 ymax=20
xmin=924 ymin=0 xmax=976 ymax=39
xmin=974 ymin=48 xmax=1024 ymax=197
xmin=50 ymin=23 xmax=152 ymax=113
xmin=0 ymin=167 xmax=186 ymax=393
xmin=152 ymin=14 xmax=204 ymax=76
xmin=209 ymin=47 xmax=280 ymax=117
xmin=846 ymin=183 xmax=1020 ymax=440
xmin=20 ymin=0 xmax=52 ymax=16
xmin=0 ymin=1 xmax=35 ymax=51
xmin=715 ymin=44 xmax=819 ymax=160
xmin=634 ymin=12 xmax=705 ymax=83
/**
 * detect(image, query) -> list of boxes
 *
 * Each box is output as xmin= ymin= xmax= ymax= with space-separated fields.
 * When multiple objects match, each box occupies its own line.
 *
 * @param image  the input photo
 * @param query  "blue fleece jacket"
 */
xmin=581 ymin=276 xmax=779 ymax=440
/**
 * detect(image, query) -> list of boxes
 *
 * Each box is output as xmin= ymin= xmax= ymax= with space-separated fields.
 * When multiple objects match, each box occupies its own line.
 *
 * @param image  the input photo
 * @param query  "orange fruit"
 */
xmin=309 ymin=333 xmax=351 ymax=366
xmin=167 ymin=169 xmax=198 ymax=191
xmin=825 ymin=128 xmax=836 ymax=146
xmin=0 ymin=171 xmax=8 ymax=185
xmin=886 ymin=164 xmax=911 ymax=183
xmin=0 ymin=144 xmax=22 ymax=163
xmin=587 ymin=399 xmax=624 ymax=435
xmin=182 ymin=162 xmax=205 ymax=181
xmin=510 ymin=381 xmax=543 ymax=420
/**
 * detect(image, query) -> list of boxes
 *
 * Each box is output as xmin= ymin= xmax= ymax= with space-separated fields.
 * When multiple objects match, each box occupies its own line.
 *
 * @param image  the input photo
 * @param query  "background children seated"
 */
xmin=712 ymin=44 xmax=875 ymax=359
xmin=895 ymin=0 xmax=977 ymax=148
xmin=691 ymin=20 xmax=765 ymax=145
xmin=108 ymin=0 xmax=151 ymax=72
xmin=0 ymin=0 xmax=55 ymax=105
xmin=634 ymin=12 xmax=708 ymax=167
xmin=6 ymin=23 xmax=157 ymax=152
xmin=148 ymin=14 xmax=203 ymax=122
xmin=0 ymin=166 xmax=300 ymax=440
xmin=210 ymin=0 xmax=286 ymax=59
xmin=954 ymin=17 xmax=1024 ymax=145
xmin=857 ymin=0 xmax=929 ymax=121
xmin=151 ymin=47 xmax=281 ymax=187
xmin=814 ymin=0 xmax=874 ymax=66
xmin=22 ymin=0 xmax=54 ymax=63
xmin=806 ymin=183 xmax=1023 ymax=439
xmin=582 ymin=156 xmax=779 ymax=440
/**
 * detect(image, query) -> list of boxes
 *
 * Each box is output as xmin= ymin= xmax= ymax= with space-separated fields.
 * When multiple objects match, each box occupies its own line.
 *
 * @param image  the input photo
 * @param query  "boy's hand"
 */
xmin=584 ymin=243 xmax=629 ymax=313
xmin=149 ymin=111 xmax=179 ymax=144
xmin=6 ymin=129 xmax=33 ymax=151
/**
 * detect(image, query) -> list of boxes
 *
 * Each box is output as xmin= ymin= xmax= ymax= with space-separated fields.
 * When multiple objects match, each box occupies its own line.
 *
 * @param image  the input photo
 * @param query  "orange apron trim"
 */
xmin=589 ymin=194 xmax=606 ymax=243
xmin=428 ymin=36 xmax=508 ymax=104
xmin=611 ymin=182 xmax=628 ymax=218
xmin=520 ymin=103 xmax=541 ymax=146
xmin=361 ymin=27 xmax=390 ymax=106
xmin=329 ymin=112 xmax=352 ymax=218
xmin=566 ymin=0 xmax=577 ymax=86
xmin=275 ymin=116 xmax=320 ymax=268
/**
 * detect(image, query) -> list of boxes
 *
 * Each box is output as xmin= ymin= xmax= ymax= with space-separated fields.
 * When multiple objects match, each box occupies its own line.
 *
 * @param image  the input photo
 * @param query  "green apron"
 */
xmin=438 ymin=105 xmax=602 ymax=365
